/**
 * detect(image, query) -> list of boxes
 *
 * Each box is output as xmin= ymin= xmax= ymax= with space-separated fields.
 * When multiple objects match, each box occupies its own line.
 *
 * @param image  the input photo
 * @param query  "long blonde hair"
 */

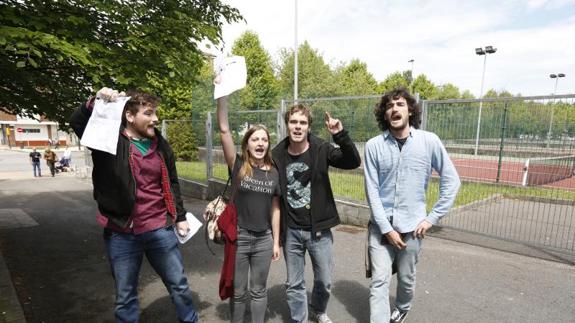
xmin=238 ymin=125 xmax=273 ymax=179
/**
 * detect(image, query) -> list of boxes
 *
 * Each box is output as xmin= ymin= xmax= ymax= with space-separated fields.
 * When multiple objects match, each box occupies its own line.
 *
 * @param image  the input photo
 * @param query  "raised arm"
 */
xmin=216 ymin=96 xmax=237 ymax=170
xmin=69 ymin=87 xmax=125 ymax=138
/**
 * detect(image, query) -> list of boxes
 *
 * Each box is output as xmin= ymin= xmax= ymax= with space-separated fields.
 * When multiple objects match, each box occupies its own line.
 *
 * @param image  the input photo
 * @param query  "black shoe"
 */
xmin=390 ymin=308 xmax=408 ymax=323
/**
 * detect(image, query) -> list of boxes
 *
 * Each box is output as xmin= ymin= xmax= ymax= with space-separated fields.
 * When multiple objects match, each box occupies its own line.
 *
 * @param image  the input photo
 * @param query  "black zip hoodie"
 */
xmin=272 ymin=130 xmax=361 ymax=241
xmin=69 ymin=101 xmax=186 ymax=229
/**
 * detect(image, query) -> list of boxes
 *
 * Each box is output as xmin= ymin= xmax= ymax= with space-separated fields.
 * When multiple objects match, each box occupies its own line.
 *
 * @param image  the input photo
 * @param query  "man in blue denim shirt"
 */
xmin=364 ymin=88 xmax=460 ymax=323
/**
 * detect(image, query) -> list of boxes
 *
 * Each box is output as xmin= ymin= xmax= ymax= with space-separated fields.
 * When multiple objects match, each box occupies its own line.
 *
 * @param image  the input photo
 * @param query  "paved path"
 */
xmin=0 ymin=149 xmax=574 ymax=322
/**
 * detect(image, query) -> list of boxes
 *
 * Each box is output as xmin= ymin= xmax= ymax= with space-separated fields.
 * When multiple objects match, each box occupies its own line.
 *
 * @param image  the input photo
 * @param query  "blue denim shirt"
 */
xmin=364 ymin=128 xmax=461 ymax=234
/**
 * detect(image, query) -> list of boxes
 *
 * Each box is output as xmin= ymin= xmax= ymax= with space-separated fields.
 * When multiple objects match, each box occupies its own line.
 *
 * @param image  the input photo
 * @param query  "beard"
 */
xmin=129 ymin=124 xmax=156 ymax=139
xmin=388 ymin=118 xmax=409 ymax=131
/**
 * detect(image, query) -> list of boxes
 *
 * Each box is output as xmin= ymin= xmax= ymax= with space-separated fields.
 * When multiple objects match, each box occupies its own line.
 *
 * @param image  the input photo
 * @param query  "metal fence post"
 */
xmin=161 ymin=120 xmax=167 ymax=139
xmin=421 ymin=100 xmax=428 ymax=131
xmin=496 ymin=102 xmax=509 ymax=183
xmin=206 ymin=112 xmax=213 ymax=180
xmin=278 ymin=99 xmax=287 ymax=144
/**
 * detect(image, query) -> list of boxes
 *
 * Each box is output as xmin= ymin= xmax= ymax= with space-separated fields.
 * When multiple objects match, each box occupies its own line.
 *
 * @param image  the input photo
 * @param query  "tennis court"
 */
xmin=451 ymin=155 xmax=575 ymax=190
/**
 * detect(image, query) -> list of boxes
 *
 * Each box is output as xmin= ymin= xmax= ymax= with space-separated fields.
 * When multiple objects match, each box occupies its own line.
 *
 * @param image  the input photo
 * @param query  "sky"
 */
xmin=219 ymin=0 xmax=575 ymax=97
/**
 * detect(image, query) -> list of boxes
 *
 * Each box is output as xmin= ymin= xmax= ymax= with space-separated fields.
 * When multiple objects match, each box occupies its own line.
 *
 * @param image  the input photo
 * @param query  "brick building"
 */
xmin=0 ymin=111 xmax=75 ymax=148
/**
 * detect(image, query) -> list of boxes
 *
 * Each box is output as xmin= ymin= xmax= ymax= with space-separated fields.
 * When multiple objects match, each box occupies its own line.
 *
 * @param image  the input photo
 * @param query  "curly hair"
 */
xmin=122 ymin=90 xmax=161 ymax=126
xmin=374 ymin=88 xmax=421 ymax=131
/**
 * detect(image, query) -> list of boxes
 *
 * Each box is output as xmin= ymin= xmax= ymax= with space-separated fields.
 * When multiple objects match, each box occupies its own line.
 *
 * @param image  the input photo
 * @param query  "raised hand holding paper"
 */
xmin=213 ymin=55 xmax=247 ymax=99
xmin=80 ymin=95 xmax=130 ymax=155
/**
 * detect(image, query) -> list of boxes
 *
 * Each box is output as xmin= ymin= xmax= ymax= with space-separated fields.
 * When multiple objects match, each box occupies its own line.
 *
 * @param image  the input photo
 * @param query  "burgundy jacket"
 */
xmin=217 ymin=203 xmax=237 ymax=300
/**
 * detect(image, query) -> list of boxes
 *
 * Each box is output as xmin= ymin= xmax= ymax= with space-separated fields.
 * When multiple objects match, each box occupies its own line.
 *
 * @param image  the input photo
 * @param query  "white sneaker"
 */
xmin=315 ymin=313 xmax=333 ymax=323
xmin=390 ymin=308 xmax=408 ymax=323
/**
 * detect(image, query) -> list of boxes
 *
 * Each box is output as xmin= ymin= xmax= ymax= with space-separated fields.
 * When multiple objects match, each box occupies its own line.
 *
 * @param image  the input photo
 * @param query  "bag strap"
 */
xmin=228 ymin=170 xmax=239 ymax=204
xmin=220 ymin=175 xmax=232 ymax=200
xmin=205 ymin=167 xmax=239 ymax=256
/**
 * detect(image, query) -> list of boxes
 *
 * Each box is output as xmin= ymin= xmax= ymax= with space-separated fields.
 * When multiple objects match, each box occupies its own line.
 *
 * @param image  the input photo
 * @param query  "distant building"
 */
xmin=0 ymin=111 xmax=77 ymax=148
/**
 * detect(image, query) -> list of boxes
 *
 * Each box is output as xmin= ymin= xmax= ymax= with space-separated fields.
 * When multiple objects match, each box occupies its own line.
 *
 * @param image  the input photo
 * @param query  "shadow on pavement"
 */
xmin=333 ymin=280 xmax=370 ymax=322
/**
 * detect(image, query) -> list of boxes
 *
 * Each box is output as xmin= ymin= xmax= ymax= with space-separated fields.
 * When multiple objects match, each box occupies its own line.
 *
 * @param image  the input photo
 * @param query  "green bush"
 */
xmin=166 ymin=121 xmax=198 ymax=161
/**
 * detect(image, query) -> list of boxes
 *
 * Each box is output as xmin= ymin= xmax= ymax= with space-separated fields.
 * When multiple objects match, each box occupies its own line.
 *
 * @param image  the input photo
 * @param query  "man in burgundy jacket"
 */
xmin=70 ymin=88 xmax=198 ymax=323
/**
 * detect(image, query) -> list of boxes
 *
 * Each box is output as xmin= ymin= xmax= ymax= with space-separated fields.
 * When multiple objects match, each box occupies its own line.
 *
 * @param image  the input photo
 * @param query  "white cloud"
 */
xmin=222 ymin=0 xmax=575 ymax=97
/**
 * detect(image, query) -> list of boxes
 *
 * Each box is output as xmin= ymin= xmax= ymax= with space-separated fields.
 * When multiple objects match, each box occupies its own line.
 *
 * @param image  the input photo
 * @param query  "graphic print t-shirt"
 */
xmin=232 ymin=156 xmax=280 ymax=232
xmin=286 ymin=150 xmax=312 ymax=229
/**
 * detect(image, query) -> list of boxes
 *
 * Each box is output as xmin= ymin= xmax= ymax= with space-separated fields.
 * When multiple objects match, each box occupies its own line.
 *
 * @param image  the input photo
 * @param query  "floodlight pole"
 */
xmin=547 ymin=73 xmax=566 ymax=147
xmin=408 ymin=59 xmax=415 ymax=91
xmin=474 ymin=46 xmax=497 ymax=156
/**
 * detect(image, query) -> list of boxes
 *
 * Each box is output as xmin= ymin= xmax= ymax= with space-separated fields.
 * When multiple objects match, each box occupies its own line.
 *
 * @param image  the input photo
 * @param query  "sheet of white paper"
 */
xmin=213 ymin=56 xmax=247 ymax=99
xmin=80 ymin=97 xmax=130 ymax=155
xmin=174 ymin=212 xmax=203 ymax=244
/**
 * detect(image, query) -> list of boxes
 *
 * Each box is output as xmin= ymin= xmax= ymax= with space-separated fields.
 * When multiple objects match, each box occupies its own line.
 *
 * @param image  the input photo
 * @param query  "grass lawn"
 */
xmin=176 ymin=161 xmax=227 ymax=182
xmin=177 ymin=161 xmax=575 ymax=211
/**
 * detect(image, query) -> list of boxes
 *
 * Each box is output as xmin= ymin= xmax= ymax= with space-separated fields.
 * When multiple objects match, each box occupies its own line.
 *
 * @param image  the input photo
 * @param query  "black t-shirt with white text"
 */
xmin=286 ymin=150 xmax=312 ymax=229
xmin=29 ymin=152 xmax=41 ymax=162
xmin=232 ymin=156 xmax=280 ymax=232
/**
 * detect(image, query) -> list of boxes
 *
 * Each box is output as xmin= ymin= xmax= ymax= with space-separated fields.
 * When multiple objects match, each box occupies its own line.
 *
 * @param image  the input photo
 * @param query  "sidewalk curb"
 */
xmin=0 ymin=251 xmax=26 ymax=323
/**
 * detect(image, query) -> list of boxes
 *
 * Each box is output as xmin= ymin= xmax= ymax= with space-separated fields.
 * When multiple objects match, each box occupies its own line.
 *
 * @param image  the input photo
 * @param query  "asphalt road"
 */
xmin=0 ymin=148 xmax=574 ymax=323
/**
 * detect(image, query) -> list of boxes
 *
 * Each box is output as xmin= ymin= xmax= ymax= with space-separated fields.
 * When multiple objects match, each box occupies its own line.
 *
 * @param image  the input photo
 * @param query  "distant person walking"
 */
xmin=43 ymin=148 xmax=57 ymax=177
xmin=29 ymin=148 xmax=42 ymax=177
xmin=364 ymin=88 xmax=461 ymax=323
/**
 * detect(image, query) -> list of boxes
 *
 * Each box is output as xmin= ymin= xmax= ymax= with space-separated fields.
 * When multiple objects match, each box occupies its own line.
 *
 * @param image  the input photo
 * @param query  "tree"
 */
xmin=277 ymin=41 xmax=337 ymax=99
xmin=334 ymin=59 xmax=378 ymax=95
xmin=377 ymin=72 xmax=409 ymax=94
xmin=412 ymin=74 xmax=436 ymax=100
xmin=434 ymin=83 xmax=461 ymax=100
xmin=461 ymin=90 xmax=475 ymax=99
xmin=0 ymin=0 xmax=242 ymax=125
xmin=483 ymin=89 xmax=499 ymax=98
xmin=190 ymin=62 xmax=216 ymax=117
xmin=166 ymin=120 xmax=198 ymax=161
xmin=148 ymin=73 xmax=194 ymax=121
xmin=231 ymin=31 xmax=278 ymax=110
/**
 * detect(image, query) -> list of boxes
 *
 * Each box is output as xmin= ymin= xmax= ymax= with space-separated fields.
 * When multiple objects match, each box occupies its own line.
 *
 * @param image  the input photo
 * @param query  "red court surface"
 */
xmin=451 ymin=157 xmax=574 ymax=190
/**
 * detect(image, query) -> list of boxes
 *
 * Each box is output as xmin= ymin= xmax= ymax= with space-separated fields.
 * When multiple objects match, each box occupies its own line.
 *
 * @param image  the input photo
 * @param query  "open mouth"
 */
xmin=391 ymin=114 xmax=402 ymax=121
xmin=255 ymin=147 xmax=265 ymax=154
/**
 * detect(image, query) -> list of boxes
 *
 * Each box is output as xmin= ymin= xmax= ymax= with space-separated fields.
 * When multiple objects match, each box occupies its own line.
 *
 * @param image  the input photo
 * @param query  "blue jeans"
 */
xmin=232 ymin=228 xmax=273 ymax=323
xmin=32 ymin=161 xmax=41 ymax=177
xmin=283 ymin=228 xmax=333 ymax=323
xmin=104 ymin=226 xmax=198 ymax=323
xmin=368 ymin=224 xmax=421 ymax=323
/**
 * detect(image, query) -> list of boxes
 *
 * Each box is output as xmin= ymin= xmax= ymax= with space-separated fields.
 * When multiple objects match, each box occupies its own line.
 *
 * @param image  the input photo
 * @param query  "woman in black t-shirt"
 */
xmin=216 ymin=94 xmax=280 ymax=323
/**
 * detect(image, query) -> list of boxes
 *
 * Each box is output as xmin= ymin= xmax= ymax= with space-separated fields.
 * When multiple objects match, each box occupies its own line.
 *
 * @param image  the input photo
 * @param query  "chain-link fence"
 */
xmin=421 ymin=94 xmax=575 ymax=257
xmin=165 ymin=94 xmax=575 ymax=257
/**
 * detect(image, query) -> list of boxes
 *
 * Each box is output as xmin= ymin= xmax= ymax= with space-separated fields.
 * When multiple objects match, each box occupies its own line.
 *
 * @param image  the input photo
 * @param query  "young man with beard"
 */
xmin=70 ymin=88 xmax=199 ymax=323
xmin=272 ymin=105 xmax=361 ymax=323
xmin=364 ymin=88 xmax=460 ymax=323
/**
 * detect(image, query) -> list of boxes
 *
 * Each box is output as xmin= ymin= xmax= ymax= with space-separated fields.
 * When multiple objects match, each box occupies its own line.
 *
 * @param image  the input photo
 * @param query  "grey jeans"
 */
xmin=368 ymin=224 xmax=421 ymax=322
xmin=232 ymin=227 xmax=273 ymax=323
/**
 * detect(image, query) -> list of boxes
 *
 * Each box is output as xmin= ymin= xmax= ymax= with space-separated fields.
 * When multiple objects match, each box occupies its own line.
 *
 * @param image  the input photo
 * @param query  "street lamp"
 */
xmin=408 ymin=59 xmax=415 ymax=91
xmin=474 ymin=45 xmax=497 ymax=156
xmin=547 ymin=73 xmax=566 ymax=147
